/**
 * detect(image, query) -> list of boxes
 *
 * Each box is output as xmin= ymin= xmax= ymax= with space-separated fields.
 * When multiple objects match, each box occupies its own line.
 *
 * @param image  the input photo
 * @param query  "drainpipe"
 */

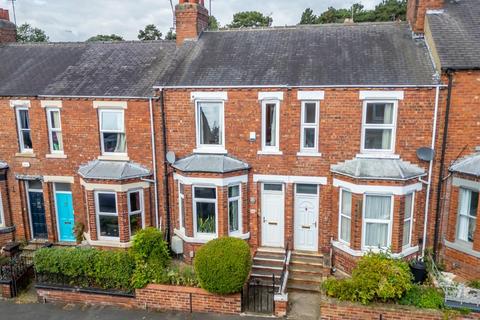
xmin=421 ymin=85 xmax=440 ymax=258
xmin=159 ymin=89 xmax=172 ymax=243
xmin=149 ymin=98 xmax=159 ymax=229
xmin=433 ymin=70 xmax=454 ymax=260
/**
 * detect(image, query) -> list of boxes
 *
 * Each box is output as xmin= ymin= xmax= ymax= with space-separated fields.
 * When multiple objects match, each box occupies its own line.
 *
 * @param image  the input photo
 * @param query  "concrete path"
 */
xmin=287 ymin=292 xmax=322 ymax=320
xmin=0 ymin=300 xmax=265 ymax=320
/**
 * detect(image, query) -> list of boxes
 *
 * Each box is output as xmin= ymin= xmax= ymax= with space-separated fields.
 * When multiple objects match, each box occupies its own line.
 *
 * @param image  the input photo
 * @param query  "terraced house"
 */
xmin=0 ymin=0 xmax=478 ymax=293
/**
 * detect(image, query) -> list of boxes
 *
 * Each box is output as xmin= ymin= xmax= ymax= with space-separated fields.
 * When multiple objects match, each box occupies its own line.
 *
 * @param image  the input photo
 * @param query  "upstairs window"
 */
xmin=339 ymin=189 xmax=352 ymax=244
xmin=457 ymin=188 xmax=478 ymax=243
xmin=300 ymin=101 xmax=319 ymax=153
xmin=262 ymin=100 xmax=280 ymax=152
xmin=16 ymin=107 xmax=33 ymax=152
xmin=363 ymin=194 xmax=392 ymax=249
xmin=99 ymin=109 xmax=126 ymax=154
xmin=195 ymin=101 xmax=224 ymax=151
xmin=361 ymin=102 xmax=397 ymax=154
xmin=46 ymin=108 xmax=63 ymax=153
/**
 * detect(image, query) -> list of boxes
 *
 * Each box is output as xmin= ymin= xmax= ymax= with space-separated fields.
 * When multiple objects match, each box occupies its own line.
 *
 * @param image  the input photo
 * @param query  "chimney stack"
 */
xmin=407 ymin=0 xmax=444 ymax=34
xmin=175 ymin=0 xmax=209 ymax=46
xmin=0 ymin=8 xmax=16 ymax=43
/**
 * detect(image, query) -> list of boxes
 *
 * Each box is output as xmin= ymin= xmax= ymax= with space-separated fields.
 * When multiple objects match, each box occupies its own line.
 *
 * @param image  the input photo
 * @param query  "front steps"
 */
xmin=251 ymin=248 xmax=286 ymax=289
xmin=287 ymin=251 xmax=329 ymax=292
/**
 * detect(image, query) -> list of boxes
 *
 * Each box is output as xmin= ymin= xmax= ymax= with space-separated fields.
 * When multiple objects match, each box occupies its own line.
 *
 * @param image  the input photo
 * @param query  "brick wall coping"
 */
xmin=140 ymin=283 xmax=225 ymax=296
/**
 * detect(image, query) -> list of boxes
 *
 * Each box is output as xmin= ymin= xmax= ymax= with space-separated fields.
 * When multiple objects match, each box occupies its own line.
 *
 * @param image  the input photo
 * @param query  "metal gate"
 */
xmin=242 ymin=276 xmax=276 ymax=314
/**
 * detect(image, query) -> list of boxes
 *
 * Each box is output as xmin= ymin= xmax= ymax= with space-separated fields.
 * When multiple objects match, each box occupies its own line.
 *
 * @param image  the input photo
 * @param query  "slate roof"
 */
xmin=172 ymin=154 xmax=250 ymax=173
xmin=450 ymin=152 xmax=480 ymax=177
xmin=78 ymin=160 xmax=151 ymax=180
xmin=164 ymin=22 xmax=437 ymax=87
xmin=331 ymin=157 xmax=426 ymax=180
xmin=0 ymin=40 xmax=178 ymax=97
xmin=427 ymin=0 xmax=480 ymax=70
xmin=0 ymin=161 xmax=8 ymax=169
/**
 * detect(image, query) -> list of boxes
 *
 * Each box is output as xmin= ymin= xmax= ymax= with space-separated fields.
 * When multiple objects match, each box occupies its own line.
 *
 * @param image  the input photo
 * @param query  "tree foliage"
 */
xmin=299 ymin=0 xmax=406 ymax=25
xmin=16 ymin=23 xmax=49 ymax=42
xmin=208 ymin=15 xmax=219 ymax=30
xmin=87 ymin=34 xmax=124 ymax=42
xmin=228 ymin=11 xmax=272 ymax=28
xmin=165 ymin=30 xmax=176 ymax=40
xmin=138 ymin=24 xmax=162 ymax=41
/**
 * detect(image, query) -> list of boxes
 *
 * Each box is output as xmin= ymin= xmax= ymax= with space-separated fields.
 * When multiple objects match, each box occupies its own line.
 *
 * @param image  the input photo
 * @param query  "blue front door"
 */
xmin=56 ymin=192 xmax=75 ymax=242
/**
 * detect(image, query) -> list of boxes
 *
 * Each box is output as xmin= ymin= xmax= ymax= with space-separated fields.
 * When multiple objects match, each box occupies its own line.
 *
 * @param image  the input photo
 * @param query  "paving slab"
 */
xmin=287 ymin=292 xmax=321 ymax=320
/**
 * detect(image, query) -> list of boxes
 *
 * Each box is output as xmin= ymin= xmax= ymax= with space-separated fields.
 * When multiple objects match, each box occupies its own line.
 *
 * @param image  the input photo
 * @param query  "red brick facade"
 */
xmin=407 ymin=0 xmax=444 ymax=33
xmin=0 ymin=9 xmax=16 ymax=43
xmin=175 ymin=0 xmax=208 ymax=46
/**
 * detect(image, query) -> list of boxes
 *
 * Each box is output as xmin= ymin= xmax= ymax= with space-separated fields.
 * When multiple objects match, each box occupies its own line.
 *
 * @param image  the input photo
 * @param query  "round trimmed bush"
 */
xmin=194 ymin=237 xmax=251 ymax=294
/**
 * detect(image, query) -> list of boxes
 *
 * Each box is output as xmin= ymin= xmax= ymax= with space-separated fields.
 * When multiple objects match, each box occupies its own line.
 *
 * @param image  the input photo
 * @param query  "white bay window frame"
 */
xmin=456 ymin=187 xmax=478 ymax=244
xmin=95 ymin=191 xmax=119 ymax=241
xmin=360 ymin=100 xmax=398 ymax=155
xmin=228 ymin=184 xmax=242 ymax=235
xmin=194 ymin=100 xmax=226 ymax=154
xmin=0 ymin=191 xmax=4 ymax=228
xmin=402 ymin=192 xmax=415 ymax=249
xmin=362 ymin=193 xmax=394 ymax=250
xmin=300 ymin=101 xmax=320 ymax=153
xmin=46 ymin=108 xmax=64 ymax=154
xmin=178 ymin=182 xmax=185 ymax=230
xmin=127 ymin=189 xmax=144 ymax=238
xmin=192 ymin=186 xmax=218 ymax=240
xmin=338 ymin=189 xmax=352 ymax=245
xmin=260 ymin=100 xmax=281 ymax=154
xmin=99 ymin=109 xmax=127 ymax=156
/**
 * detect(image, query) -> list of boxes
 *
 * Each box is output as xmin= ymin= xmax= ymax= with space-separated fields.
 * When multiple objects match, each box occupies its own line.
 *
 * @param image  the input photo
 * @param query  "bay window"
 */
xmin=363 ymin=194 xmax=392 ymax=249
xmin=261 ymin=100 xmax=280 ymax=152
xmin=0 ymin=191 xmax=4 ymax=228
xmin=402 ymin=193 xmax=414 ymax=248
xmin=228 ymin=185 xmax=241 ymax=234
xmin=457 ymin=188 xmax=478 ymax=243
xmin=178 ymin=183 xmax=185 ymax=230
xmin=99 ymin=109 xmax=126 ymax=154
xmin=300 ymin=101 xmax=319 ymax=153
xmin=16 ymin=107 xmax=33 ymax=152
xmin=361 ymin=102 xmax=397 ymax=154
xmin=195 ymin=101 xmax=224 ymax=151
xmin=128 ymin=190 xmax=144 ymax=237
xmin=193 ymin=186 xmax=217 ymax=237
xmin=339 ymin=189 xmax=352 ymax=244
xmin=46 ymin=108 xmax=63 ymax=153
xmin=95 ymin=192 xmax=119 ymax=240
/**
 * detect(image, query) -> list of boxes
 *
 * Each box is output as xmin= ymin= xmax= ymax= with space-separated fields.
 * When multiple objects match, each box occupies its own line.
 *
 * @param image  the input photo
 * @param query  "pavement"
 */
xmin=287 ymin=292 xmax=321 ymax=320
xmin=0 ymin=300 xmax=266 ymax=320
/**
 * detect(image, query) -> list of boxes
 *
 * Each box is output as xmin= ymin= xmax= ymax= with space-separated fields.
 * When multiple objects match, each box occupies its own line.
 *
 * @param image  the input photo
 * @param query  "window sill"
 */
xmin=297 ymin=152 xmax=322 ymax=157
xmin=15 ymin=152 xmax=36 ymax=158
xmin=445 ymin=240 xmax=480 ymax=258
xmin=193 ymin=148 xmax=228 ymax=155
xmin=83 ymin=232 xmax=132 ymax=248
xmin=257 ymin=150 xmax=283 ymax=156
xmin=331 ymin=240 xmax=419 ymax=258
xmin=98 ymin=154 xmax=130 ymax=161
xmin=174 ymin=229 xmax=217 ymax=244
xmin=46 ymin=153 xmax=67 ymax=159
xmin=229 ymin=232 xmax=250 ymax=240
xmin=356 ymin=153 xmax=400 ymax=159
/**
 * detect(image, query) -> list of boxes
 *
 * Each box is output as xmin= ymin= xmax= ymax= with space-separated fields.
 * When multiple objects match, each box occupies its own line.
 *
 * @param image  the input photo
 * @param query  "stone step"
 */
xmin=290 ymin=255 xmax=325 ymax=267
xmin=287 ymin=282 xmax=321 ymax=292
xmin=251 ymin=267 xmax=283 ymax=279
xmin=288 ymin=273 xmax=324 ymax=285
xmin=289 ymin=263 xmax=327 ymax=276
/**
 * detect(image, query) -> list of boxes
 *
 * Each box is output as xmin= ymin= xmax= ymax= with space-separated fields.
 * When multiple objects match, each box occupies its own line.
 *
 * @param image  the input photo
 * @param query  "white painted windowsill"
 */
xmin=257 ymin=150 xmax=283 ymax=156
xmin=193 ymin=148 xmax=228 ymax=155
xmin=356 ymin=153 xmax=400 ymax=159
xmin=445 ymin=240 xmax=480 ymax=258
xmin=297 ymin=152 xmax=322 ymax=157
xmin=83 ymin=232 xmax=132 ymax=248
xmin=15 ymin=152 xmax=36 ymax=158
xmin=331 ymin=240 xmax=419 ymax=258
xmin=46 ymin=153 xmax=67 ymax=159
xmin=98 ymin=154 xmax=130 ymax=161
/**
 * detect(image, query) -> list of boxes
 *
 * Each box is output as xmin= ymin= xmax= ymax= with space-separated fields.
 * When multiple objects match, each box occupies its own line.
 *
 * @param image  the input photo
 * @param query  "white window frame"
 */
xmin=338 ymin=189 xmax=352 ymax=245
xmin=127 ymin=189 xmax=144 ymax=238
xmin=178 ymin=182 xmax=185 ymax=230
xmin=192 ymin=185 xmax=218 ymax=240
xmin=261 ymin=100 xmax=281 ymax=153
xmin=402 ymin=192 xmax=415 ymax=249
xmin=16 ymin=106 xmax=33 ymax=153
xmin=300 ymin=101 xmax=320 ymax=153
xmin=98 ymin=109 xmax=127 ymax=156
xmin=0 ymin=191 xmax=5 ymax=228
xmin=95 ymin=191 xmax=119 ymax=241
xmin=362 ymin=193 xmax=394 ymax=250
xmin=228 ymin=184 xmax=242 ymax=236
xmin=194 ymin=100 xmax=225 ymax=153
xmin=46 ymin=108 xmax=64 ymax=154
xmin=360 ymin=100 xmax=398 ymax=155
xmin=456 ymin=187 xmax=478 ymax=244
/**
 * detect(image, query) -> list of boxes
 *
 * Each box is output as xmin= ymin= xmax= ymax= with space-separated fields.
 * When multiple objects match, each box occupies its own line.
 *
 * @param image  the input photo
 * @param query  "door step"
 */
xmin=287 ymin=251 xmax=329 ymax=293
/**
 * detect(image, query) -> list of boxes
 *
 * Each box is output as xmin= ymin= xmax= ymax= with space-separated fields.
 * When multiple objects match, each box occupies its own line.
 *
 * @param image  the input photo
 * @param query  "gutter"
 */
xmin=37 ymin=95 xmax=152 ymax=100
xmin=154 ymin=84 xmax=447 ymax=90
xmin=433 ymin=71 xmax=454 ymax=260
xmin=148 ymin=98 xmax=160 ymax=229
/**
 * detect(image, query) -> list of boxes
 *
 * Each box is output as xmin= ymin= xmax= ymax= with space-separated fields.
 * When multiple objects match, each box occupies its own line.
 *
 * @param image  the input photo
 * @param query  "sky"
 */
xmin=0 ymin=0 xmax=380 ymax=42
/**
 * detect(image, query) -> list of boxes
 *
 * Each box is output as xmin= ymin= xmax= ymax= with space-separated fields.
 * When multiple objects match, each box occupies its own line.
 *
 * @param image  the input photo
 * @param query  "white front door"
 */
xmin=261 ymin=183 xmax=285 ymax=248
xmin=294 ymin=184 xmax=319 ymax=251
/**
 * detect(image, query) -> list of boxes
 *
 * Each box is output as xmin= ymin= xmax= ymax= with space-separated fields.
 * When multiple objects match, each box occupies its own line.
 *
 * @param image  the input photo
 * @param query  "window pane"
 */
xmin=229 ymin=199 xmax=239 ymax=233
xmin=103 ymin=132 xmax=126 ymax=153
xmin=28 ymin=180 xmax=42 ymax=190
xmin=199 ymin=102 xmax=222 ymax=145
xmin=50 ymin=110 xmax=61 ymax=129
xmin=51 ymin=131 xmax=63 ymax=151
xmin=194 ymin=187 xmax=216 ymax=199
xmin=19 ymin=109 xmax=30 ymax=129
xmin=303 ymin=128 xmax=316 ymax=148
xmin=470 ymin=191 xmax=479 ymax=217
xmin=340 ymin=216 xmax=351 ymax=243
xmin=304 ymin=103 xmax=316 ymax=124
xmin=264 ymin=184 xmax=282 ymax=191
xmin=366 ymin=103 xmax=394 ymax=124
xmin=22 ymin=131 xmax=33 ymax=149
xmin=364 ymin=129 xmax=392 ymax=150
xmin=179 ymin=183 xmax=185 ymax=195
xmin=129 ymin=192 xmax=141 ymax=212
xmin=365 ymin=223 xmax=388 ymax=247
xmin=341 ymin=191 xmax=352 ymax=217
xmin=468 ymin=217 xmax=476 ymax=242
xmin=296 ymin=184 xmax=318 ymax=195
xmin=180 ymin=196 xmax=185 ymax=228
xmin=98 ymin=193 xmax=116 ymax=213
xmin=130 ymin=213 xmax=142 ymax=236
xmin=101 ymin=111 xmax=123 ymax=131
xmin=404 ymin=194 xmax=413 ymax=219
xmin=55 ymin=183 xmax=71 ymax=192
xmin=99 ymin=215 xmax=119 ymax=237
xmin=265 ymin=103 xmax=277 ymax=146
xmin=402 ymin=220 xmax=411 ymax=247
xmin=228 ymin=185 xmax=240 ymax=198
xmin=365 ymin=195 xmax=391 ymax=219
xmin=196 ymin=202 xmax=216 ymax=234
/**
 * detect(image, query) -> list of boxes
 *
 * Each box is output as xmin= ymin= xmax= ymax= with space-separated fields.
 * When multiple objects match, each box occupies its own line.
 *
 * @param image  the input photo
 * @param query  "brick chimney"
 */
xmin=175 ymin=0 xmax=209 ymax=46
xmin=0 ymin=8 xmax=16 ymax=43
xmin=407 ymin=0 xmax=444 ymax=33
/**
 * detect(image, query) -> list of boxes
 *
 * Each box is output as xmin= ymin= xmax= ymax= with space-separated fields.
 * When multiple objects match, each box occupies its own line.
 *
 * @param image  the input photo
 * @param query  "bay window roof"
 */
xmin=450 ymin=152 xmax=480 ymax=177
xmin=172 ymin=154 xmax=250 ymax=174
xmin=78 ymin=160 xmax=151 ymax=180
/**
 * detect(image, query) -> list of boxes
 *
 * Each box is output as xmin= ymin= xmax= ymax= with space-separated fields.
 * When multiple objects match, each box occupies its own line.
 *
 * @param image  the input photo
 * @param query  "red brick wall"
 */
xmin=407 ymin=0 xmax=444 ymax=33
xmin=1 ymin=283 xmax=12 ymax=298
xmin=443 ymin=247 xmax=480 ymax=280
xmin=175 ymin=1 xmax=209 ymax=46
xmin=0 ymin=10 xmax=16 ymax=43
xmin=36 ymin=288 xmax=136 ymax=308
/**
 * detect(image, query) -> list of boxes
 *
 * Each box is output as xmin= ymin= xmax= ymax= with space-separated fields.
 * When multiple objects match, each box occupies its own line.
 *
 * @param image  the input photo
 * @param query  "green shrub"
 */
xmin=468 ymin=280 xmax=480 ymax=289
xmin=322 ymin=252 xmax=413 ymax=304
xmin=131 ymin=227 xmax=170 ymax=267
xmin=399 ymin=285 xmax=444 ymax=309
xmin=194 ymin=237 xmax=251 ymax=294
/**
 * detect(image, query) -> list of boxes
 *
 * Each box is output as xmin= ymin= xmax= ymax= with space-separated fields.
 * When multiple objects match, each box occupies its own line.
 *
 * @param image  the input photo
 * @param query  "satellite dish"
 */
xmin=416 ymin=147 xmax=435 ymax=162
xmin=166 ymin=151 xmax=176 ymax=164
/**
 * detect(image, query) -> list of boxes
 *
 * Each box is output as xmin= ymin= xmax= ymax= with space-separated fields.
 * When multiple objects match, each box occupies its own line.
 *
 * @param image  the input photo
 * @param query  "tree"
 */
xmin=208 ymin=16 xmax=219 ymax=30
xmin=228 ymin=11 xmax=272 ymax=28
xmin=138 ymin=24 xmax=162 ymax=41
xmin=165 ymin=30 xmax=176 ymax=40
xmin=300 ymin=8 xmax=318 ymax=25
xmin=87 ymin=34 xmax=124 ymax=42
xmin=16 ymin=23 xmax=49 ymax=42
xmin=374 ymin=0 xmax=407 ymax=21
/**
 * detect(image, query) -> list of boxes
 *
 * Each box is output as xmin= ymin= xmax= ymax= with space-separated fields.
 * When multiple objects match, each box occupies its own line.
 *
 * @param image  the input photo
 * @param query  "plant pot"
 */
xmin=410 ymin=261 xmax=427 ymax=284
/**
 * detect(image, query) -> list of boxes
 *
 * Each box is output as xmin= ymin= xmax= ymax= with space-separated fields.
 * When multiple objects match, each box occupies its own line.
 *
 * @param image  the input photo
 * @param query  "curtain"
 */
xmin=269 ymin=104 xmax=276 ymax=146
xmin=457 ymin=188 xmax=471 ymax=242
xmin=342 ymin=191 xmax=352 ymax=217
xmin=114 ymin=133 xmax=126 ymax=153
xmin=341 ymin=216 xmax=351 ymax=243
xmin=365 ymin=223 xmax=388 ymax=247
xmin=381 ymin=129 xmax=392 ymax=149
xmin=383 ymin=104 xmax=393 ymax=124
xmin=365 ymin=195 xmax=391 ymax=219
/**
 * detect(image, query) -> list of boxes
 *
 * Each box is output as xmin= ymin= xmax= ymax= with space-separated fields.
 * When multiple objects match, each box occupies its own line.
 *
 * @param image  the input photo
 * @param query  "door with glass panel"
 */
xmin=27 ymin=180 xmax=48 ymax=239
xmin=261 ymin=183 xmax=285 ymax=248
xmin=54 ymin=183 xmax=75 ymax=242
xmin=294 ymin=184 xmax=319 ymax=251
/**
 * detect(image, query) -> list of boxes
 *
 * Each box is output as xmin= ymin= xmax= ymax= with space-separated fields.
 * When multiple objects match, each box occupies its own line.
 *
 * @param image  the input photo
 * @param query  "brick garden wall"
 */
xmin=1 ymin=283 xmax=12 ymax=298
